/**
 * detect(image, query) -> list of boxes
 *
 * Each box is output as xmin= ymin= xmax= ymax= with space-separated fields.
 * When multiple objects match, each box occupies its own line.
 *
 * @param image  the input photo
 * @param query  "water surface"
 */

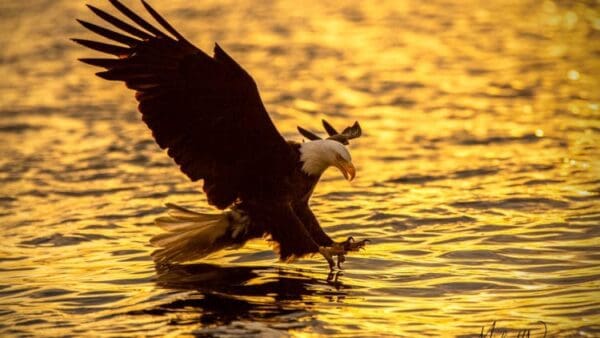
xmin=1 ymin=0 xmax=599 ymax=336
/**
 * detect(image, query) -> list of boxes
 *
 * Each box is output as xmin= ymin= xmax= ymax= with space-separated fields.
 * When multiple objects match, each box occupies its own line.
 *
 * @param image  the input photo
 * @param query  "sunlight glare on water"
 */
xmin=0 ymin=0 xmax=599 ymax=336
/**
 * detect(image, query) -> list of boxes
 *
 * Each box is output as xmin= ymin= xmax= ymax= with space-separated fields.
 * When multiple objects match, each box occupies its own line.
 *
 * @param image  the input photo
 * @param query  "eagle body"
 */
xmin=75 ymin=0 xmax=365 ymax=269
xmin=150 ymin=140 xmax=339 ymax=264
xmin=233 ymin=141 xmax=333 ymax=260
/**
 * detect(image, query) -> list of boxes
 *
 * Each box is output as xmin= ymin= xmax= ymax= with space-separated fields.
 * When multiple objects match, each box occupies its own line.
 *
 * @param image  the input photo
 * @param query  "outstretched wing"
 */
xmin=75 ymin=0 xmax=295 ymax=208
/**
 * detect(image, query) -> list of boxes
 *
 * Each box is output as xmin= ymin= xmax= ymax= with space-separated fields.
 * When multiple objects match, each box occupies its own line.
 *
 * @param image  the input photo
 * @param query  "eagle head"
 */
xmin=299 ymin=139 xmax=355 ymax=181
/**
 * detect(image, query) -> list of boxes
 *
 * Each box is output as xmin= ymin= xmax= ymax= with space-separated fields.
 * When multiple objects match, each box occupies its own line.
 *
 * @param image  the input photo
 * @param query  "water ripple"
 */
xmin=1 ymin=0 xmax=598 ymax=336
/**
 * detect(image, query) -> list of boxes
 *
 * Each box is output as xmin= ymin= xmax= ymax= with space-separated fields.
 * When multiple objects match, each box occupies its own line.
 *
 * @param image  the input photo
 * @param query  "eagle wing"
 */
xmin=75 ymin=0 xmax=295 ymax=208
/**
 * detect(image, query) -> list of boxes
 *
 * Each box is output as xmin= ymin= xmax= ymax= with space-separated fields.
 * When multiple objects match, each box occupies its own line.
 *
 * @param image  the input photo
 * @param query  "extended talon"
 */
xmin=345 ymin=238 xmax=370 ymax=252
xmin=341 ymin=236 xmax=354 ymax=251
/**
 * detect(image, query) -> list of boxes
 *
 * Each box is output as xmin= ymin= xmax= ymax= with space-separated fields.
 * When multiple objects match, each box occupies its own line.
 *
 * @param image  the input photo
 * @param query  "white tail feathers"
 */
xmin=151 ymin=203 xmax=250 ymax=264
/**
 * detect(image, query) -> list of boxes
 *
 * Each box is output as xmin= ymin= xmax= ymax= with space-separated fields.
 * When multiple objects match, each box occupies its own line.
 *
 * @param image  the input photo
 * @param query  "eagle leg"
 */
xmin=319 ymin=245 xmax=345 ymax=270
xmin=336 ymin=253 xmax=345 ymax=269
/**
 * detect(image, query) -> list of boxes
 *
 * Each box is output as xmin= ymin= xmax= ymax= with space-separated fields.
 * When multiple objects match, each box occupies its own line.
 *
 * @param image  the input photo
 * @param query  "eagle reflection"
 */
xmin=142 ymin=263 xmax=348 ymax=326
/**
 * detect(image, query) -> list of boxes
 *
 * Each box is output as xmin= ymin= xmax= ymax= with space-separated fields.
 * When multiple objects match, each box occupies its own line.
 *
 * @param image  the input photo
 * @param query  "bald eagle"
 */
xmin=74 ymin=0 xmax=368 ymax=269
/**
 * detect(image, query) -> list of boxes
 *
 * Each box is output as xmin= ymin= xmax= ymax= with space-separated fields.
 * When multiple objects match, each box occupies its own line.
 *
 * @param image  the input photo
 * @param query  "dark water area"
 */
xmin=1 ymin=0 xmax=599 ymax=336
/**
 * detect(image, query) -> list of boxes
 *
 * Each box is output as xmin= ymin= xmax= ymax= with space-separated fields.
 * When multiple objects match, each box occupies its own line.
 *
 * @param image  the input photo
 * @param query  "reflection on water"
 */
xmin=141 ymin=263 xmax=348 ymax=335
xmin=0 ymin=0 xmax=599 ymax=336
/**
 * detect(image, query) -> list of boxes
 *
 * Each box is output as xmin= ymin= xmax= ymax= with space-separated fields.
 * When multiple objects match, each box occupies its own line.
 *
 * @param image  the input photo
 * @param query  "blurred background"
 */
xmin=0 ymin=0 xmax=598 ymax=336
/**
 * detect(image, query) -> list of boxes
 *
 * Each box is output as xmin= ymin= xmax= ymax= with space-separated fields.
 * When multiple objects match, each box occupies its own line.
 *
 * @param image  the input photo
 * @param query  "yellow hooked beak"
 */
xmin=335 ymin=160 xmax=356 ymax=181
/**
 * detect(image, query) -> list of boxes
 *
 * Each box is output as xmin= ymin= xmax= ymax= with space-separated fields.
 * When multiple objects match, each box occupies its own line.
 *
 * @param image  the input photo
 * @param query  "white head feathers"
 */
xmin=300 ymin=139 xmax=352 ymax=176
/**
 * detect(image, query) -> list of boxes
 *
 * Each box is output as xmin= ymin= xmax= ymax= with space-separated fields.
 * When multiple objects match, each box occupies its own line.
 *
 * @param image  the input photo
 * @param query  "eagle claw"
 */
xmin=320 ymin=237 xmax=370 ymax=270
xmin=340 ymin=236 xmax=370 ymax=252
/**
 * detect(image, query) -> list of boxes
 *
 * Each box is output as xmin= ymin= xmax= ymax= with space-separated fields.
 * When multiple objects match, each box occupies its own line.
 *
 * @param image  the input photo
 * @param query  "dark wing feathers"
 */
xmin=79 ymin=58 xmax=117 ymax=68
xmin=297 ymin=126 xmax=322 ymax=141
xmin=108 ymin=0 xmax=169 ymax=38
xmin=297 ymin=119 xmax=362 ymax=145
xmin=342 ymin=121 xmax=362 ymax=139
xmin=72 ymin=38 xmax=130 ymax=56
xmin=76 ymin=19 xmax=140 ymax=46
xmin=86 ymin=4 xmax=153 ymax=40
xmin=321 ymin=119 xmax=338 ymax=137
xmin=76 ymin=0 xmax=294 ymax=208
xmin=140 ymin=0 xmax=188 ymax=42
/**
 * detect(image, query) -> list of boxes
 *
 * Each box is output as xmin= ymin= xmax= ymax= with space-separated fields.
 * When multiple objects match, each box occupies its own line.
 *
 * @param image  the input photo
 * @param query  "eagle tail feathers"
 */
xmin=151 ymin=204 xmax=251 ymax=264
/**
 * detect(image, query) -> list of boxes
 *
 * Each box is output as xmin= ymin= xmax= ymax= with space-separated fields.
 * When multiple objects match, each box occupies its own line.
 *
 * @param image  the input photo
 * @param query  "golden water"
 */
xmin=1 ymin=0 xmax=599 ymax=336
